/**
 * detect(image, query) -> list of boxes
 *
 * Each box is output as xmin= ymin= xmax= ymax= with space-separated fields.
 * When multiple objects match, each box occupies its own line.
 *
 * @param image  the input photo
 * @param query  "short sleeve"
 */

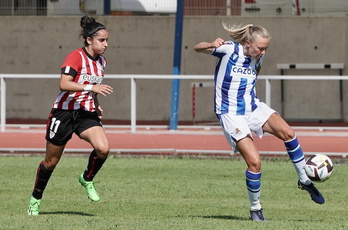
xmin=211 ymin=41 xmax=235 ymax=58
xmin=60 ymin=51 xmax=82 ymax=78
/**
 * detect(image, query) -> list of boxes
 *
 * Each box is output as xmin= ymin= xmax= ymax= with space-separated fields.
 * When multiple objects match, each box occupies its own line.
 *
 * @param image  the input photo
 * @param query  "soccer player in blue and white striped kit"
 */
xmin=194 ymin=23 xmax=324 ymax=222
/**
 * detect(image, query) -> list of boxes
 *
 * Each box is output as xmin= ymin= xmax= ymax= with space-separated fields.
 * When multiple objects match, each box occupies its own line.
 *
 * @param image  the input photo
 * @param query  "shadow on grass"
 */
xmin=40 ymin=211 xmax=95 ymax=216
xmin=189 ymin=215 xmax=249 ymax=221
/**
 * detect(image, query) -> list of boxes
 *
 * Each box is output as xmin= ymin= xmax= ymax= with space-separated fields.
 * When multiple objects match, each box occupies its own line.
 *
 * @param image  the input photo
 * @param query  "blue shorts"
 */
xmin=45 ymin=109 xmax=102 ymax=146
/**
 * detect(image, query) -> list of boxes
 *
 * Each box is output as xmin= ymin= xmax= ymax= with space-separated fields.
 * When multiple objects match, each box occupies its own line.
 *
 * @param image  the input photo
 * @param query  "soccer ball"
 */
xmin=304 ymin=154 xmax=334 ymax=183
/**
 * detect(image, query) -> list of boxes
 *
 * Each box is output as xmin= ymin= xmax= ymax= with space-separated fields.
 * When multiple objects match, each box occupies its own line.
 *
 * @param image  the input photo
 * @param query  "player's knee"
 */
xmin=43 ymin=159 xmax=58 ymax=171
xmin=279 ymin=127 xmax=295 ymax=141
xmin=248 ymin=164 xmax=261 ymax=173
xmin=247 ymin=158 xmax=261 ymax=172
xmin=95 ymin=146 xmax=110 ymax=159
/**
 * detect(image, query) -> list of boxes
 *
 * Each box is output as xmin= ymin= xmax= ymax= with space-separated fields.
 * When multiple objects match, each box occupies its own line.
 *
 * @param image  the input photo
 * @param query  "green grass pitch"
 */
xmin=0 ymin=155 xmax=347 ymax=229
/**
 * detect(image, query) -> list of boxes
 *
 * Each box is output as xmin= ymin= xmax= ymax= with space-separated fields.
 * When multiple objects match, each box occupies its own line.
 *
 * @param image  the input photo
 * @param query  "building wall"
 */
xmin=1 ymin=16 xmax=347 ymax=122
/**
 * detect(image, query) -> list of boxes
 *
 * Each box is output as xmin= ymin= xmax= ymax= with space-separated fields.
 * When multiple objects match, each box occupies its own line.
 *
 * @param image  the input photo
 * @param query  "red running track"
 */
xmin=0 ymin=125 xmax=347 ymax=157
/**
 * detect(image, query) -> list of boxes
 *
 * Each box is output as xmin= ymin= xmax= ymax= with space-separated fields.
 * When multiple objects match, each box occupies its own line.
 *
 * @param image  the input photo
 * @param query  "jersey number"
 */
xmin=50 ymin=117 xmax=61 ymax=134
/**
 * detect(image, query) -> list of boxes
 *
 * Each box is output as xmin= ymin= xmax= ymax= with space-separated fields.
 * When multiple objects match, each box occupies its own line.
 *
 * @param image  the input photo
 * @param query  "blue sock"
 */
xmin=284 ymin=136 xmax=310 ymax=184
xmin=246 ymin=170 xmax=262 ymax=211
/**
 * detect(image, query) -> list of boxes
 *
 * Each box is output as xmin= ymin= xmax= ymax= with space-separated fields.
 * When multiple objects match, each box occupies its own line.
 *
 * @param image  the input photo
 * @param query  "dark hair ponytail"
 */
xmin=80 ymin=16 xmax=106 ymax=46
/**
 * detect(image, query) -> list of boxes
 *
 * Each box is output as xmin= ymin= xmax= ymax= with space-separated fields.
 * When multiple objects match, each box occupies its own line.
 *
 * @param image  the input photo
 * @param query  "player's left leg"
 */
xmin=262 ymin=113 xmax=310 ymax=181
xmin=80 ymin=125 xmax=109 ymax=177
xmin=78 ymin=126 xmax=110 ymax=201
xmin=263 ymin=113 xmax=324 ymax=204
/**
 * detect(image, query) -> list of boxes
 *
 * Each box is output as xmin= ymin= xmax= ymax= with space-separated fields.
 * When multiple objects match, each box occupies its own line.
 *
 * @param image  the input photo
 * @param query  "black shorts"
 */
xmin=45 ymin=109 xmax=102 ymax=146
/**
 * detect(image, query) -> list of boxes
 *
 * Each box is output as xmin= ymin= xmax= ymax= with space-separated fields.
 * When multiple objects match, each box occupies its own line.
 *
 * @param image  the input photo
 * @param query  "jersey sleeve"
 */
xmin=211 ymin=41 xmax=234 ymax=58
xmin=60 ymin=51 xmax=82 ymax=78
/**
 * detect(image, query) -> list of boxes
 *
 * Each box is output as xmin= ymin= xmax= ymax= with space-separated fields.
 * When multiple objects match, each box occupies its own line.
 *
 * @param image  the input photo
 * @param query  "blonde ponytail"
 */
xmin=222 ymin=22 xmax=271 ymax=45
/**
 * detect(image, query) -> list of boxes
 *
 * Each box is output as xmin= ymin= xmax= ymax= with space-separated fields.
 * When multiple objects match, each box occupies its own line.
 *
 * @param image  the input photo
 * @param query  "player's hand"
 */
xmin=210 ymin=38 xmax=225 ymax=48
xmin=92 ymin=84 xmax=113 ymax=97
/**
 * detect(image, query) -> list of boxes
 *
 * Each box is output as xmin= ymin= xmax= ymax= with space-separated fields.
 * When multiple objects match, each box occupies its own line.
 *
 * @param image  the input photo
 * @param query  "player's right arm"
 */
xmin=59 ymin=74 xmax=113 ymax=97
xmin=193 ymin=38 xmax=225 ymax=54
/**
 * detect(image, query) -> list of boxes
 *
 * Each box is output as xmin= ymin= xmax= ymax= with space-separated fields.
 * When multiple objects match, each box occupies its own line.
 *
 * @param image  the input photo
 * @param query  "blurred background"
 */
xmin=1 ymin=0 xmax=347 ymax=16
xmin=0 ymin=0 xmax=348 ymax=128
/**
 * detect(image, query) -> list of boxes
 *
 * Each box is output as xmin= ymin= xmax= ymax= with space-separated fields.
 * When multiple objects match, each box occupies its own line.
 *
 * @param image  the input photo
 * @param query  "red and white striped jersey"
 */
xmin=52 ymin=47 xmax=107 ymax=112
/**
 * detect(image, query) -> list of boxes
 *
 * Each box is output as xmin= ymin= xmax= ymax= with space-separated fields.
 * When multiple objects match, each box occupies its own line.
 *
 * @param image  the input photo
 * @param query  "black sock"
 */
xmin=32 ymin=162 xmax=53 ymax=199
xmin=83 ymin=150 xmax=106 ymax=181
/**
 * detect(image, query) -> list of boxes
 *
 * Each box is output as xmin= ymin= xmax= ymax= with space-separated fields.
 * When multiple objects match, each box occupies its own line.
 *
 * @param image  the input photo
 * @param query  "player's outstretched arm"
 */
xmin=193 ymin=38 xmax=225 ymax=54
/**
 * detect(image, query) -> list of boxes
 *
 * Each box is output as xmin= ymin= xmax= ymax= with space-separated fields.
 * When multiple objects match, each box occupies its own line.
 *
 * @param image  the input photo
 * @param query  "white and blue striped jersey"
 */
xmin=211 ymin=41 xmax=264 ymax=115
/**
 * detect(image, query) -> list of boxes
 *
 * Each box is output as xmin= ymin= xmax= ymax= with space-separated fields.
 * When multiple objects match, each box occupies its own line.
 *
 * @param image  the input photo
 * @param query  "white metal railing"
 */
xmin=1 ymin=74 xmax=348 ymax=133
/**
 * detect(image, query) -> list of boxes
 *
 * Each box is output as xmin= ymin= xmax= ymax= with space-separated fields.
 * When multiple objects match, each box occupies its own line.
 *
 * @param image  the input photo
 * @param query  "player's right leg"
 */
xmin=28 ymin=109 xmax=73 ymax=215
xmin=218 ymin=113 xmax=266 ymax=222
xmin=27 ymin=142 xmax=65 ymax=215
xmin=236 ymin=137 xmax=266 ymax=222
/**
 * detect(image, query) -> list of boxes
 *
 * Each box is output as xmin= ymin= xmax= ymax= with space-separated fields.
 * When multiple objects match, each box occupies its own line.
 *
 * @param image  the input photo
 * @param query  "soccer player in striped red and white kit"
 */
xmin=27 ymin=16 xmax=113 ymax=215
xmin=194 ymin=23 xmax=324 ymax=222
